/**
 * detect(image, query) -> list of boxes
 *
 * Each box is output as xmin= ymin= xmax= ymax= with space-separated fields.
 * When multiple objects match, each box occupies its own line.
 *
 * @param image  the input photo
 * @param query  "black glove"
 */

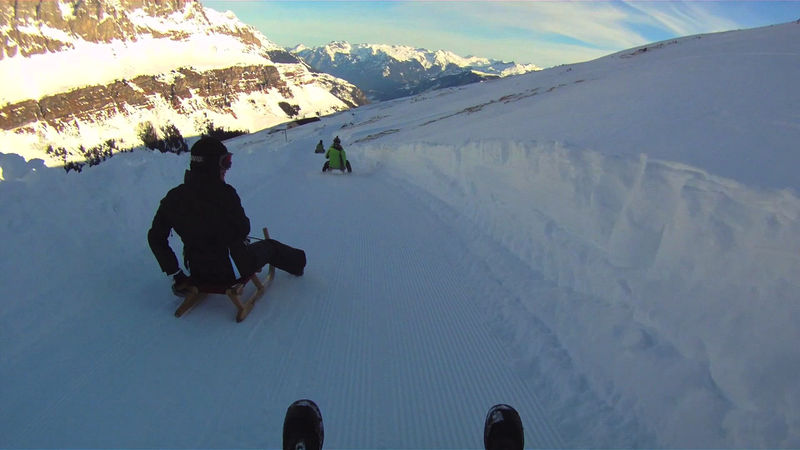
xmin=172 ymin=270 xmax=189 ymax=284
xmin=171 ymin=270 xmax=192 ymax=297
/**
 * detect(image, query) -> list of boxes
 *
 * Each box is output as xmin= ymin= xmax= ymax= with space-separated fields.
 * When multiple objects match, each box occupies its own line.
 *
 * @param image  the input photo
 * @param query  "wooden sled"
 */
xmin=174 ymin=227 xmax=276 ymax=322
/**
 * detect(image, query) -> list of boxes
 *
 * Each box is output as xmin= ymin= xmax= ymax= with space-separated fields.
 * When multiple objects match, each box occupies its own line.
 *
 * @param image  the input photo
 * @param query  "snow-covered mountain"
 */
xmin=0 ymin=0 xmax=367 ymax=165
xmin=291 ymin=41 xmax=540 ymax=101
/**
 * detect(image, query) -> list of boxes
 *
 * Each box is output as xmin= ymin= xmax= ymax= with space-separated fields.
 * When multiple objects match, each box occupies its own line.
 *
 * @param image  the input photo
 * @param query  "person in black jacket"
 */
xmin=148 ymin=137 xmax=305 ymax=295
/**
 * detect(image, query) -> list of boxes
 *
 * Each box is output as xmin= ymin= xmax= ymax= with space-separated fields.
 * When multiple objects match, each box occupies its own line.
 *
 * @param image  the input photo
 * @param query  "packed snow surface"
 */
xmin=2 ymin=22 xmax=799 ymax=448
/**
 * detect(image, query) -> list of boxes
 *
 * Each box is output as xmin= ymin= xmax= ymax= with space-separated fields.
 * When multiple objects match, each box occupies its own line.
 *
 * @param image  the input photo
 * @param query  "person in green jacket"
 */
xmin=322 ymin=136 xmax=352 ymax=173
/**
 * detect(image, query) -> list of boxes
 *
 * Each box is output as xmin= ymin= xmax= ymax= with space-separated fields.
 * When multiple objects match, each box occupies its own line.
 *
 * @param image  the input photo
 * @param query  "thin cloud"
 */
xmin=622 ymin=1 xmax=742 ymax=37
xmin=419 ymin=2 xmax=652 ymax=47
xmin=409 ymin=1 xmax=757 ymax=66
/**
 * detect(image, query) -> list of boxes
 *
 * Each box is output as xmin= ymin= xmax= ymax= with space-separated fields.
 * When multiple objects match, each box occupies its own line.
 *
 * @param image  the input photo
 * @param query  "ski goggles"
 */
xmin=219 ymin=152 xmax=233 ymax=170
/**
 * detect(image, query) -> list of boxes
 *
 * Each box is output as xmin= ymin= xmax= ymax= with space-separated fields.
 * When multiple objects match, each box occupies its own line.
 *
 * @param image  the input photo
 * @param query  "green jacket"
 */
xmin=325 ymin=145 xmax=347 ymax=169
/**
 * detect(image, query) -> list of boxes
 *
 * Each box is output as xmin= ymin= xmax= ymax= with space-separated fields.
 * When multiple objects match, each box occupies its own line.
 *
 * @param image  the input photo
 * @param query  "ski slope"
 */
xmin=2 ymin=22 xmax=799 ymax=448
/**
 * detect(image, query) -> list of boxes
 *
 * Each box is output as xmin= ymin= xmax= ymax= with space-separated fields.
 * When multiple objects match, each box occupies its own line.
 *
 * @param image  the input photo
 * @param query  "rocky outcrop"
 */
xmin=0 ymin=65 xmax=285 ymax=131
xmin=0 ymin=63 xmax=366 ymax=132
xmin=4 ymin=0 xmax=166 ymax=58
xmin=0 ymin=0 xmax=269 ymax=59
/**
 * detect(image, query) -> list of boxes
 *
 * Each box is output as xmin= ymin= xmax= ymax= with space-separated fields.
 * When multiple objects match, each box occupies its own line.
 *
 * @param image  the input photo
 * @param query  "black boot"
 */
xmin=283 ymin=399 xmax=324 ymax=450
xmin=484 ymin=404 xmax=524 ymax=450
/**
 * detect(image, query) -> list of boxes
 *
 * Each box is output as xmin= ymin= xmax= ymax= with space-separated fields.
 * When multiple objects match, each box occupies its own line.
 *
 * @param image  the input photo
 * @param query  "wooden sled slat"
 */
xmin=174 ymin=286 xmax=207 ymax=317
xmin=174 ymin=227 xmax=275 ymax=322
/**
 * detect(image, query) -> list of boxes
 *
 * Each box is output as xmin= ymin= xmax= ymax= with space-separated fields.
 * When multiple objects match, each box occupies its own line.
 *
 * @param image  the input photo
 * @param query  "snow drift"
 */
xmin=359 ymin=139 xmax=800 ymax=446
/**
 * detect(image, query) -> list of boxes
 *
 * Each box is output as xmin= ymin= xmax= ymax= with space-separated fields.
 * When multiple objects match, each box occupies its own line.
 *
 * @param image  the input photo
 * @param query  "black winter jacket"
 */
xmin=148 ymin=170 xmax=254 ymax=285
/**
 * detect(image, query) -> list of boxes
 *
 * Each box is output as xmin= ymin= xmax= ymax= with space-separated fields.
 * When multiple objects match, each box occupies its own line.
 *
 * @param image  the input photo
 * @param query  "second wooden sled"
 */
xmin=174 ymin=227 xmax=276 ymax=322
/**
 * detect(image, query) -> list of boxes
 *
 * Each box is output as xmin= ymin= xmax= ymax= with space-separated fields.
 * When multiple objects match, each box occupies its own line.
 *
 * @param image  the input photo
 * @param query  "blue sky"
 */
xmin=204 ymin=1 xmax=800 ymax=67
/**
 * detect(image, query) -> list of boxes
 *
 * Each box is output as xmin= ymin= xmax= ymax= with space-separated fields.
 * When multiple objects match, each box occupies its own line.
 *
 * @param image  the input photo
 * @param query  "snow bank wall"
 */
xmin=361 ymin=140 xmax=800 ymax=447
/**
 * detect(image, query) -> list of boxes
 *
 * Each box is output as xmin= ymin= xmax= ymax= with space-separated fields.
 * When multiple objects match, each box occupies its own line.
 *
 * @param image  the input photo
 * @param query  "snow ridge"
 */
xmin=304 ymin=40 xmax=539 ymax=75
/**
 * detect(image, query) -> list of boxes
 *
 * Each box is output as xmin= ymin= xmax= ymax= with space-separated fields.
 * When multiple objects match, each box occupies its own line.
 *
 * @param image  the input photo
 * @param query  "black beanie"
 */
xmin=190 ymin=137 xmax=228 ymax=173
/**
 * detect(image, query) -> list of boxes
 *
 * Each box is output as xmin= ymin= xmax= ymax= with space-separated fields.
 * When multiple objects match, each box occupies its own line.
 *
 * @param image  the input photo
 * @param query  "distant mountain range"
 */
xmin=291 ymin=41 xmax=540 ymax=101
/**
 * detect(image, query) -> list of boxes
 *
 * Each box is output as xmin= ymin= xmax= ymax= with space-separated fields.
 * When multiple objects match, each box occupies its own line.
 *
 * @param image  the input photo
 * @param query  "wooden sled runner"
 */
xmin=174 ymin=227 xmax=276 ymax=322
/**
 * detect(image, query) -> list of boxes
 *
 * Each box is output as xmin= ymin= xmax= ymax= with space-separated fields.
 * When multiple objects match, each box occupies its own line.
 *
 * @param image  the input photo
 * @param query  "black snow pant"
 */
xmin=235 ymin=239 xmax=306 ymax=277
xmin=322 ymin=161 xmax=352 ymax=173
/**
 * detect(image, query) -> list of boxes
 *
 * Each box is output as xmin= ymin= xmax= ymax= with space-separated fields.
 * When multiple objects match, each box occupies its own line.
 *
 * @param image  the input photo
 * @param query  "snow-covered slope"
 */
xmin=1 ymin=22 xmax=799 ymax=448
xmin=292 ymin=41 xmax=540 ymax=101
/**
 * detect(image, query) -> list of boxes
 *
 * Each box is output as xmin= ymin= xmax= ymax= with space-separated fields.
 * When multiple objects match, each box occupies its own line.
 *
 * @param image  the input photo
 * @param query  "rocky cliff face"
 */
xmin=0 ymin=64 xmax=364 ymax=133
xmin=0 ymin=0 xmax=266 ymax=58
xmin=4 ymin=0 xmax=189 ymax=58
xmin=0 ymin=0 xmax=367 ymax=165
